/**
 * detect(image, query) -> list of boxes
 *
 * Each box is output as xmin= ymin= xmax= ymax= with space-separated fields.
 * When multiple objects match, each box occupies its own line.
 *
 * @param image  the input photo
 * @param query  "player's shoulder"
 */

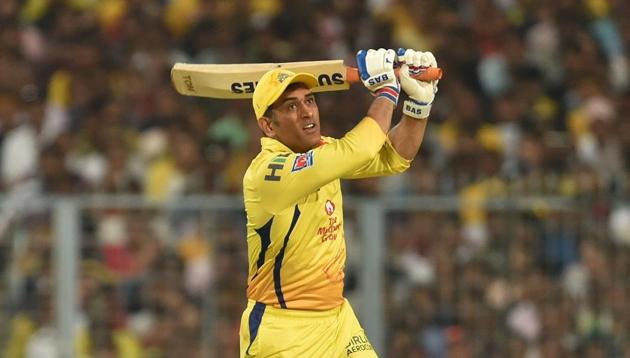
xmin=252 ymin=150 xmax=293 ymax=168
xmin=244 ymin=150 xmax=292 ymax=184
xmin=320 ymin=136 xmax=336 ymax=145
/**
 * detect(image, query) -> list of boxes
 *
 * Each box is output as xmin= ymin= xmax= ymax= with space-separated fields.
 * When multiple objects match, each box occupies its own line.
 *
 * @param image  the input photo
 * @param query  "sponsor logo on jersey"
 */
xmin=318 ymin=216 xmax=341 ymax=243
xmin=264 ymin=154 xmax=290 ymax=181
xmin=345 ymin=334 xmax=374 ymax=355
xmin=291 ymin=151 xmax=314 ymax=172
xmin=324 ymin=200 xmax=335 ymax=216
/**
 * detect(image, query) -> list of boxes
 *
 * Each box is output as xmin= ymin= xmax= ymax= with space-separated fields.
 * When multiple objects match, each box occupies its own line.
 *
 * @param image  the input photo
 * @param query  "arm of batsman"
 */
xmin=356 ymin=48 xmax=400 ymax=104
xmin=397 ymin=48 xmax=439 ymax=119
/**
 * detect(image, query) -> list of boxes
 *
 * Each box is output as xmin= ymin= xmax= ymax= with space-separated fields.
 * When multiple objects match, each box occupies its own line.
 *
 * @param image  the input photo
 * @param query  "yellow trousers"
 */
xmin=240 ymin=298 xmax=377 ymax=357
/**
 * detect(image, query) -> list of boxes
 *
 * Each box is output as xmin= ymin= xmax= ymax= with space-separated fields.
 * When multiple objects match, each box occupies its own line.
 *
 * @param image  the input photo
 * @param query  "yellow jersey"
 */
xmin=243 ymin=117 xmax=410 ymax=310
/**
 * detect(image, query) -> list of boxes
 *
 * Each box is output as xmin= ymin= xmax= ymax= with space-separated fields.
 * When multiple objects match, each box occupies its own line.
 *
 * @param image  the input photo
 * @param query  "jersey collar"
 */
xmin=260 ymin=137 xmax=329 ymax=153
xmin=260 ymin=137 xmax=293 ymax=153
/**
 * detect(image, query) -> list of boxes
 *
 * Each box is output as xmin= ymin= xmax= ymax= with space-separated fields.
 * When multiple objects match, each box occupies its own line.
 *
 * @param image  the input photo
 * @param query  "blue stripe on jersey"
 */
xmin=252 ymin=218 xmax=274 ymax=280
xmin=245 ymin=301 xmax=266 ymax=355
xmin=273 ymin=205 xmax=301 ymax=308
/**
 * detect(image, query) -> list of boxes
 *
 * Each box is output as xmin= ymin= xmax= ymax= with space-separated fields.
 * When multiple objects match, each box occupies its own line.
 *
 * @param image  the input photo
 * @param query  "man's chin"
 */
xmin=306 ymin=133 xmax=322 ymax=148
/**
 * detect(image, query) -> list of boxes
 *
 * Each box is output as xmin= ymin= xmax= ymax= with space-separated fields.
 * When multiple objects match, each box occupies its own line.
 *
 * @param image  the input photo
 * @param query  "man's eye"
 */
xmin=306 ymin=97 xmax=315 ymax=105
xmin=288 ymin=103 xmax=297 ymax=110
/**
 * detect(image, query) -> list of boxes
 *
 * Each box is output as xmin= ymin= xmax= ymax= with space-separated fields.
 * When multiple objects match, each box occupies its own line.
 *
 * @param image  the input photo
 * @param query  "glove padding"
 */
xmin=397 ymin=49 xmax=439 ymax=119
xmin=356 ymin=48 xmax=400 ymax=105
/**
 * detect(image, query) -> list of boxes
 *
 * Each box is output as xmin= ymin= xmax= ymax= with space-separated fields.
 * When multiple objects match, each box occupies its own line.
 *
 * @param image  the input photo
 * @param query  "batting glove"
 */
xmin=397 ymin=48 xmax=439 ymax=119
xmin=356 ymin=48 xmax=400 ymax=105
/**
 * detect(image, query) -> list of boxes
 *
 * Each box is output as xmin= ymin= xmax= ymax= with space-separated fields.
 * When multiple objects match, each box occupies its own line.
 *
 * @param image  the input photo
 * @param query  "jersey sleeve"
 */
xmin=253 ymin=117 xmax=387 ymax=214
xmin=342 ymin=138 xmax=411 ymax=179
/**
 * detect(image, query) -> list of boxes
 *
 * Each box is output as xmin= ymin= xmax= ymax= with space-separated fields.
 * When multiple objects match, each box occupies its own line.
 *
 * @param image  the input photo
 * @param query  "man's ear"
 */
xmin=258 ymin=117 xmax=275 ymax=137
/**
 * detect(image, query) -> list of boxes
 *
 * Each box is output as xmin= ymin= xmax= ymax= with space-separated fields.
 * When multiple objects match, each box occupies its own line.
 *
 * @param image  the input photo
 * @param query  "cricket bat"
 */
xmin=171 ymin=60 xmax=443 ymax=99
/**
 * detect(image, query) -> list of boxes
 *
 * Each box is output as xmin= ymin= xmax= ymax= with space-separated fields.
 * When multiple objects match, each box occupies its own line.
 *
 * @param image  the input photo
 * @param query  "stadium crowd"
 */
xmin=1 ymin=0 xmax=630 ymax=356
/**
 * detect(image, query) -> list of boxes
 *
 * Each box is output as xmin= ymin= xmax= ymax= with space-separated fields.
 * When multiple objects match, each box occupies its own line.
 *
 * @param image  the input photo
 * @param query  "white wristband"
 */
xmin=403 ymin=99 xmax=431 ymax=119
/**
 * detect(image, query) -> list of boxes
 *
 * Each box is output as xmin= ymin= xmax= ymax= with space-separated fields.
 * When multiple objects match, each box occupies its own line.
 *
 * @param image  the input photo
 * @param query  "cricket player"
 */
xmin=240 ymin=48 xmax=439 ymax=357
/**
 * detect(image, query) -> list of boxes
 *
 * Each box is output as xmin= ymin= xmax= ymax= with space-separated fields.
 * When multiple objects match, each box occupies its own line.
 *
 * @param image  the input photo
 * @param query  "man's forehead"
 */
xmin=275 ymin=84 xmax=313 ymax=104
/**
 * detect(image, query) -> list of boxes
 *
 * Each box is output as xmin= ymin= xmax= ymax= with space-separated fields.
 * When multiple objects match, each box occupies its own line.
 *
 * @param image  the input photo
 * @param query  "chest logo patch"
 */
xmin=324 ymin=200 xmax=335 ymax=216
xmin=291 ymin=151 xmax=314 ymax=172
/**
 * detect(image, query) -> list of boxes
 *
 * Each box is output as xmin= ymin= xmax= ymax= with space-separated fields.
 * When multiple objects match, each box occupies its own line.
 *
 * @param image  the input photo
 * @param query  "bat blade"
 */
xmin=171 ymin=60 xmax=350 ymax=99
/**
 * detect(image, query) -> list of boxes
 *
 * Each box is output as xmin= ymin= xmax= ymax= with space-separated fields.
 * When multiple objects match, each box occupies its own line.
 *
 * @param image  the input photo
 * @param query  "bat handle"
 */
xmin=345 ymin=66 xmax=443 ymax=83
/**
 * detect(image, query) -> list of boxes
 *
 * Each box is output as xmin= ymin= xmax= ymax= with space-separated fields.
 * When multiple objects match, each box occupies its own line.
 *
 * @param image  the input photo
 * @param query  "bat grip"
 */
xmin=346 ymin=66 xmax=443 ymax=83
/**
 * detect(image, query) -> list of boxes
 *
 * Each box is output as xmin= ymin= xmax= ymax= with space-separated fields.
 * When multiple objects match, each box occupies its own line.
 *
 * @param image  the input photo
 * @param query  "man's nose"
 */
xmin=300 ymin=101 xmax=313 ymax=117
